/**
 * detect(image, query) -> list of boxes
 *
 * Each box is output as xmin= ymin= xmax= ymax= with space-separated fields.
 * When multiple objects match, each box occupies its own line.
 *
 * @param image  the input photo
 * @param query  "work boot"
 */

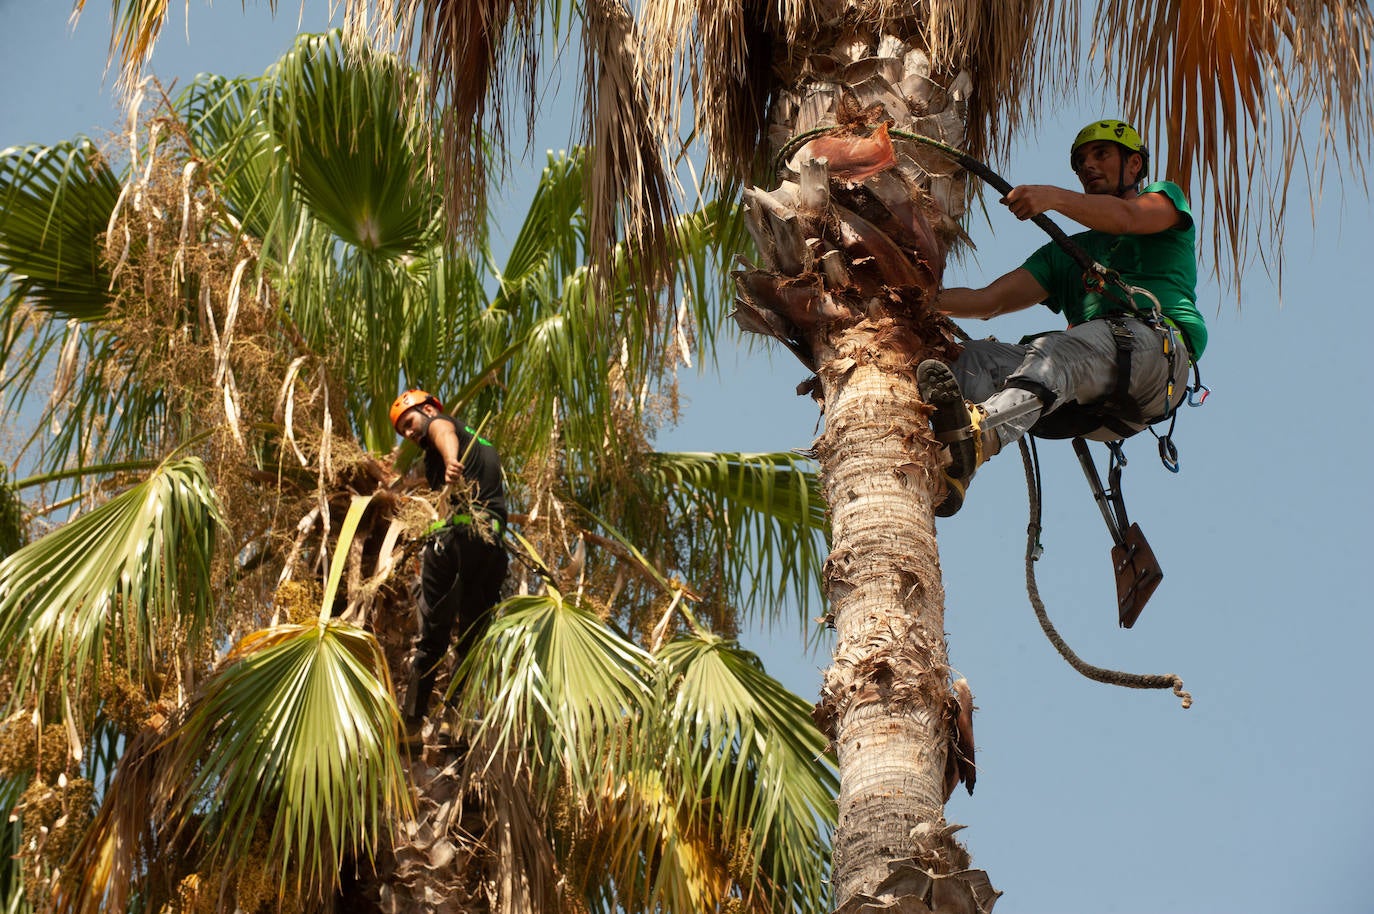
xmin=917 ymin=360 xmax=990 ymax=516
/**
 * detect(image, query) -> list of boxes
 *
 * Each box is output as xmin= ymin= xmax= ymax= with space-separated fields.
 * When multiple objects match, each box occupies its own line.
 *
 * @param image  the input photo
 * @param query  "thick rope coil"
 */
xmin=1019 ymin=439 xmax=1193 ymax=709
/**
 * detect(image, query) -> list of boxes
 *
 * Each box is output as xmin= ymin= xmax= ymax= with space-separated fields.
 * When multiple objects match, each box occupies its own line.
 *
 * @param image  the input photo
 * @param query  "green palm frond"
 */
xmin=454 ymin=591 xmax=835 ymax=914
xmin=497 ymin=152 xmax=589 ymax=299
xmin=0 ymin=456 xmax=220 ymax=710
xmin=454 ymin=590 xmax=655 ymax=800
xmin=487 ymin=151 xmax=633 ymax=474
xmin=225 ymin=31 xmax=486 ymax=451
xmin=45 ymin=335 xmax=175 ymax=477
xmin=633 ymin=451 xmax=828 ymax=625
xmin=0 ymin=777 xmax=25 ymax=913
xmin=177 ymin=72 xmax=297 ymax=246
xmin=0 ymin=141 xmax=120 ymax=322
xmin=347 ymin=0 xmax=567 ymax=243
xmin=485 ymin=151 xmax=736 ymax=481
xmin=657 ymin=632 xmax=836 ymax=914
xmin=566 ymin=628 xmax=836 ymax=914
xmin=164 ymin=618 xmax=407 ymax=900
xmin=664 ymin=198 xmax=750 ymax=369
xmin=270 ymin=32 xmax=438 ymax=257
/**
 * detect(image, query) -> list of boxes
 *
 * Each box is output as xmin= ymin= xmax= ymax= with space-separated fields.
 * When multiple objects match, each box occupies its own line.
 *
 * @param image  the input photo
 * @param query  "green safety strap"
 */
xmin=425 ymin=512 xmax=505 ymax=538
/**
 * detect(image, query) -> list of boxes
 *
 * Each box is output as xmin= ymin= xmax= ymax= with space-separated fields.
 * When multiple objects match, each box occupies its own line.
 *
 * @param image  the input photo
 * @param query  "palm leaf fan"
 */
xmin=268 ymin=31 xmax=438 ymax=258
xmin=0 ymin=457 xmax=220 ymax=711
xmin=0 ymin=141 xmax=121 ymax=322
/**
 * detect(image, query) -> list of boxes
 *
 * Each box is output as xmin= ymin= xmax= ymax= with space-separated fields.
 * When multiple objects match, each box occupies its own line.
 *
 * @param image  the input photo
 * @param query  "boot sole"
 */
xmin=917 ymin=360 xmax=979 ymax=482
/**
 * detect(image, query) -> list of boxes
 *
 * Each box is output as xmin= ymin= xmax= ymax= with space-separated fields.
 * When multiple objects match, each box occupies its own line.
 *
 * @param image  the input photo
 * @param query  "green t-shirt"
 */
xmin=1020 ymin=181 xmax=1207 ymax=359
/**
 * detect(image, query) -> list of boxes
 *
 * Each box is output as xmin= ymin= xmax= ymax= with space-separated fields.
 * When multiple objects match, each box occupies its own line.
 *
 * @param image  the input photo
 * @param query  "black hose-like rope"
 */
xmin=773 ymin=125 xmax=1105 ymax=279
xmin=1019 ymin=438 xmax=1193 ymax=709
xmin=890 ymin=131 xmax=1106 ymax=278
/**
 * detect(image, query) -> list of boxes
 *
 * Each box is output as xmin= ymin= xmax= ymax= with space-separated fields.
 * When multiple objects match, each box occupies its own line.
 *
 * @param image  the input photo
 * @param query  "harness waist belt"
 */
xmin=426 ymin=510 xmax=505 ymax=538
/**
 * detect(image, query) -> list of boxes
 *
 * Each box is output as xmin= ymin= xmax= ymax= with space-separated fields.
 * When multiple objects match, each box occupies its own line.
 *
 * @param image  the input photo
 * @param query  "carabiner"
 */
xmin=1187 ymin=384 xmax=1210 ymax=407
xmin=1158 ymin=435 xmax=1180 ymax=473
xmin=1107 ymin=439 xmax=1128 ymax=470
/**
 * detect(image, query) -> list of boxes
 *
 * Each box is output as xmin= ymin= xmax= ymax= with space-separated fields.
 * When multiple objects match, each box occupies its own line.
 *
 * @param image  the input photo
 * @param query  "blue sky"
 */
xmin=4 ymin=2 xmax=1372 ymax=912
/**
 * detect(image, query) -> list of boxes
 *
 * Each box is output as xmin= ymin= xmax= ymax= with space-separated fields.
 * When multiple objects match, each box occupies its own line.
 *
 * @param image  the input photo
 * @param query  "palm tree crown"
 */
xmin=0 ymin=30 xmax=836 ymax=913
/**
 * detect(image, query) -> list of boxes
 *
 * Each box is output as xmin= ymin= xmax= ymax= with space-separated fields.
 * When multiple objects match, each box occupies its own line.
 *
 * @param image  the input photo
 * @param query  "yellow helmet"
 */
xmin=390 ymin=389 xmax=441 ymax=432
xmin=1070 ymin=119 xmax=1149 ymax=175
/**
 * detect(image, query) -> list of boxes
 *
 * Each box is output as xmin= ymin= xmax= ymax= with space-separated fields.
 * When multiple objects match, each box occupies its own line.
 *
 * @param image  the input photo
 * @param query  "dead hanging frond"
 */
xmin=1094 ymin=0 xmax=1374 ymax=297
xmin=581 ymin=0 xmax=679 ymax=295
xmin=566 ymin=0 xmax=684 ymax=302
xmin=54 ymin=723 xmax=166 ymax=914
xmin=639 ymin=0 xmax=779 ymax=186
xmin=638 ymin=0 xmax=1078 ymax=184
xmin=87 ymin=80 xmax=335 ymax=580
xmin=71 ymin=0 xmax=165 ymax=92
xmin=955 ymin=0 xmax=1082 ymax=162
xmin=348 ymin=0 xmax=543 ymax=244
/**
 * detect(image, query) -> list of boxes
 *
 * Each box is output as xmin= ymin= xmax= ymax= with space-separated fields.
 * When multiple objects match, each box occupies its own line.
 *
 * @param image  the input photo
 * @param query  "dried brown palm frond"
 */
xmin=641 ymin=0 xmax=776 ymax=188
xmin=356 ymin=0 xmax=682 ymax=300
xmin=54 ymin=724 xmax=166 ymax=914
xmin=581 ymin=0 xmax=678 ymax=291
xmin=1094 ymin=0 xmax=1374 ymax=294
xmin=348 ymin=0 xmax=543 ymax=243
xmin=638 ymin=0 xmax=779 ymax=186
xmin=71 ymin=0 xmax=292 ymax=91
xmin=947 ymin=0 xmax=1082 ymax=161
xmin=638 ymin=0 xmax=1078 ymax=184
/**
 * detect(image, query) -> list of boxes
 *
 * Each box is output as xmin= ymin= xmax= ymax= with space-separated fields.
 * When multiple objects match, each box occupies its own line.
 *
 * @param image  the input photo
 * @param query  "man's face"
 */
xmin=395 ymin=405 xmax=435 ymax=444
xmin=1072 ymin=140 xmax=1140 ymax=194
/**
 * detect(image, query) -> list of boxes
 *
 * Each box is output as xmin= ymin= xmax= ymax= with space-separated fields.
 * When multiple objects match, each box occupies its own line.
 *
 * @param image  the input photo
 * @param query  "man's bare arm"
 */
xmin=1001 ymin=185 xmax=1186 ymax=235
xmin=426 ymin=417 xmax=465 ymax=484
xmin=937 ymin=268 xmax=1047 ymax=320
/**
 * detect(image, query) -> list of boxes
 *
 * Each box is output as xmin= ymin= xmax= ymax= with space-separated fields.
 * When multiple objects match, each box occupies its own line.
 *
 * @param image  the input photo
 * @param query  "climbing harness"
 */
xmin=424 ymin=510 xmax=505 ymax=539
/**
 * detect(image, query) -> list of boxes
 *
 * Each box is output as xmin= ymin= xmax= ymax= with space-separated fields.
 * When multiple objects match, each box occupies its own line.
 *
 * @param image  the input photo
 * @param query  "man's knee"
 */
xmin=1002 ymin=377 xmax=1056 ymax=411
xmin=953 ymin=339 xmax=1029 ymax=403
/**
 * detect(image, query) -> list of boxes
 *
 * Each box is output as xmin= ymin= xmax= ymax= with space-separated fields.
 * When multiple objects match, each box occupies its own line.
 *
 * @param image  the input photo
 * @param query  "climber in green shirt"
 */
xmin=920 ymin=119 xmax=1206 ymax=516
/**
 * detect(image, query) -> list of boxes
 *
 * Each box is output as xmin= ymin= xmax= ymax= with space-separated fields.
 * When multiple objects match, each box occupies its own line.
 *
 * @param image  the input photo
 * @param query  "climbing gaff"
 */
xmin=1112 ymin=524 xmax=1163 ymax=629
xmin=1071 ymin=438 xmax=1163 ymax=628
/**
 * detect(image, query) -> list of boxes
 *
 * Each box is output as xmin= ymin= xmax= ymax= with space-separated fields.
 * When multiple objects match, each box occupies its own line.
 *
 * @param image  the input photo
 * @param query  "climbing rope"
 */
xmin=1019 ymin=438 xmax=1193 ymax=709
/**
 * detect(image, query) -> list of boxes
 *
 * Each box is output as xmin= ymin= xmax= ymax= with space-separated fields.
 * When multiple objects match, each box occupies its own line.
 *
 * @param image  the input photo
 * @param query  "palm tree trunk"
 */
xmin=809 ymin=334 xmax=962 ymax=902
xmin=735 ymin=17 xmax=999 ymax=912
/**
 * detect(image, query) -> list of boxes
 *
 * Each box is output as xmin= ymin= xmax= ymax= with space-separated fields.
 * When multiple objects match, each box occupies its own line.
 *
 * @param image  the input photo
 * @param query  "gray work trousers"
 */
xmin=951 ymin=317 xmax=1191 ymax=448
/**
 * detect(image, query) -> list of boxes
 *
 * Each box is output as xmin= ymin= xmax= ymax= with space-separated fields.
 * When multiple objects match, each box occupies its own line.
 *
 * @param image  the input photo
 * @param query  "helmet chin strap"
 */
xmin=1115 ymin=152 xmax=1144 ymax=195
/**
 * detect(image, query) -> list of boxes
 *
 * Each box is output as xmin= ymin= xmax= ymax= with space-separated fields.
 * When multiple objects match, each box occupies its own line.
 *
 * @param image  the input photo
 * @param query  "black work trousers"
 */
xmin=404 ymin=522 xmax=508 ymax=720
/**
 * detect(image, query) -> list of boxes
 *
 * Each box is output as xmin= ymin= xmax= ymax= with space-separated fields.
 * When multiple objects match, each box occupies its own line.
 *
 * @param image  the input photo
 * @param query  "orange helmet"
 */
xmin=389 ymin=389 xmax=441 ymax=432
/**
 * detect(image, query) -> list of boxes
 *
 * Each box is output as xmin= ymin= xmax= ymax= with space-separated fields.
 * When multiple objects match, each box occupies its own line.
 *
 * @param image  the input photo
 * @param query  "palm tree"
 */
xmin=65 ymin=0 xmax=1374 ymax=909
xmin=0 ymin=32 xmax=836 ymax=913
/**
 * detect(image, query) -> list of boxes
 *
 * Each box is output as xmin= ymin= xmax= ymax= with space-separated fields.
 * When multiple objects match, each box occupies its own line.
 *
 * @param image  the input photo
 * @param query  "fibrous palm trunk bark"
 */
xmin=734 ymin=15 xmax=998 ymax=914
